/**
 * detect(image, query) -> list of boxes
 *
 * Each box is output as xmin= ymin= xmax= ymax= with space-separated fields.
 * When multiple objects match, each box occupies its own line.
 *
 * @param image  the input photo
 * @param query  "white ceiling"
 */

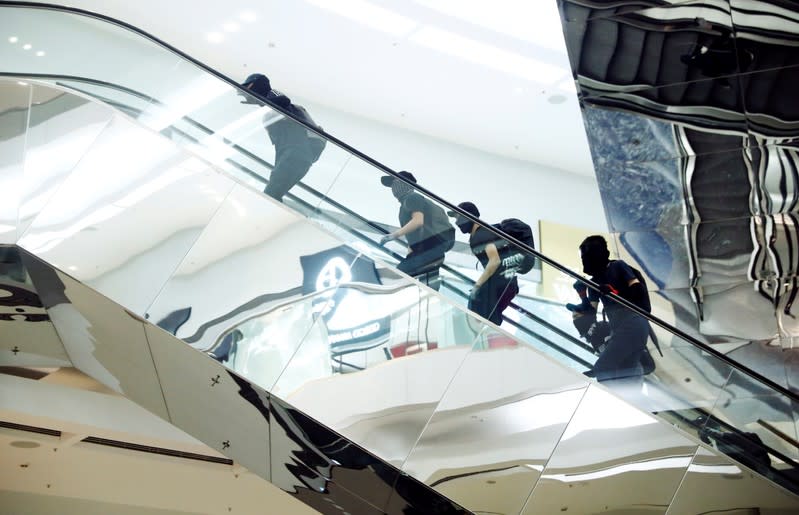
xmin=40 ymin=0 xmax=596 ymax=176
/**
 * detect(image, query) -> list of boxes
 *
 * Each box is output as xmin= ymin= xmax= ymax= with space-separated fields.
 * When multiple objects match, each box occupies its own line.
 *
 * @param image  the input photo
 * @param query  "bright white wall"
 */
xmin=297 ymin=97 xmax=608 ymax=236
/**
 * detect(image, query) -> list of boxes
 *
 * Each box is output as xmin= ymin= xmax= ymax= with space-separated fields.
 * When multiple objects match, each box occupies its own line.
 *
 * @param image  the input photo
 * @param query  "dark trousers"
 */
xmin=469 ymin=275 xmax=519 ymax=326
xmin=396 ymin=241 xmax=449 ymax=290
xmin=265 ymin=147 xmax=313 ymax=201
xmin=593 ymin=312 xmax=651 ymax=381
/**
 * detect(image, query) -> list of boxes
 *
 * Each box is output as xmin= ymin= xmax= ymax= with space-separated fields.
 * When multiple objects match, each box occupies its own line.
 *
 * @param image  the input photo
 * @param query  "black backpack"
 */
xmin=493 ymin=218 xmax=536 ymax=274
xmin=289 ymin=104 xmax=326 ymax=163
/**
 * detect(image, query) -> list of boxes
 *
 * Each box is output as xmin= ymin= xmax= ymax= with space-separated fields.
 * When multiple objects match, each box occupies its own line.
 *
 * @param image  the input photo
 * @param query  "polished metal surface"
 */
xmin=23 ymin=253 xmax=170 ymax=421
xmin=0 ymin=246 xmax=70 ymax=368
xmin=558 ymin=0 xmax=799 ymax=392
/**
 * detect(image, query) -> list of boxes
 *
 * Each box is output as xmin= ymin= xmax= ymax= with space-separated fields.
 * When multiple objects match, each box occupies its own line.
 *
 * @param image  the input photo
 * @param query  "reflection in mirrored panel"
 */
xmin=18 ymin=114 xmax=236 ymax=314
xmin=0 ymin=246 xmax=70 ymax=367
xmin=19 ymin=82 xmax=115 ymax=237
xmin=667 ymin=445 xmax=799 ymax=514
xmin=521 ymin=384 xmax=696 ymax=515
xmin=272 ymin=280 xmax=484 ymax=465
xmin=145 ymin=184 xmax=351 ymax=355
xmin=709 ymin=368 xmax=799 ymax=475
xmin=402 ymin=342 xmax=589 ymax=514
xmin=144 ymin=323 xmax=272 ymax=482
xmin=21 ymin=254 xmax=169 ymax=420
xmin=0 ymin=81 xmax=30 ymax=244
xmin=269 ymin=395 xmax=398 ymax=512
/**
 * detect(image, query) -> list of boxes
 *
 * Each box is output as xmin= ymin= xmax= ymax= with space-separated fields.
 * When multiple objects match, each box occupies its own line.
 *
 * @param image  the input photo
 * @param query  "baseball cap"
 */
xmin=380 ymin=170 xmax=417 ymax=187
xmin=447 ymin=201 xmax=480 ymax=219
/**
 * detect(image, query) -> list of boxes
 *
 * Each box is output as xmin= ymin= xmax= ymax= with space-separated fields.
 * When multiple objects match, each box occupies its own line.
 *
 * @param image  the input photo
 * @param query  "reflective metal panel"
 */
xmin=385 ymin=473 xmax=471 ymax=515
xmin=561 ymin=0 xmax=740 ymax=92
xmin=402 ymin=342 xmax=589 ymax=514
xmin=0 ymin=81 xmax=30 ymax=244
xmin=521 ymin=384 xmax=697 ymax=515
xmin=666 ymin=445 xmax=799 ymax=514
xmin=19 ymin=82 xmax=114 ymax=236
xmin=18 ymin=114 xmax=235 ymax=314
xmin=0 ymin=246 xmax=69 ymax=367
xmin=269 ymin=395 xmax=398 ymax=511
xmin=22 ymin=254 xmax=169 ymax=420
xmin=143 ymin=323 xmax=271 ymax=482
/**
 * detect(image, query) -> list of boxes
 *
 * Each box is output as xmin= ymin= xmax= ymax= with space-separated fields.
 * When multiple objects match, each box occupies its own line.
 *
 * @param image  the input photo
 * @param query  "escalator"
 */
xmin=1 ymin=3 xmax=799 ymax=513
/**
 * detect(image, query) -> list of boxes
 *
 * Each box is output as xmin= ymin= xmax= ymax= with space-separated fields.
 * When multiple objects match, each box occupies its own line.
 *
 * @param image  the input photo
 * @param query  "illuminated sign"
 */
xmin=300 ymin=246 xmax=390 ymax=349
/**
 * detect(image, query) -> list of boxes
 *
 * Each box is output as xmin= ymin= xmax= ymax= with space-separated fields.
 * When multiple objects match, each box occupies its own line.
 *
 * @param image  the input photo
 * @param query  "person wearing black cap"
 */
xmin=572 ymin=235 xmax=655 ymax=381
xmin=449 ymin=202 xmax=519 ymax=326
xmin=379 ymin=172 xmax=455 ymax=289
xmin=241 ymin=73 xmax=318 ymax=201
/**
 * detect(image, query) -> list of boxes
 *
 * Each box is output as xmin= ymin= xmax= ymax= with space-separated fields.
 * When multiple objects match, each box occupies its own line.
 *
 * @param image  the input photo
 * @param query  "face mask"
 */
xmin=455 ymin=219 xmax=471 ymax=234
xmin=391 ymin=181 xmax=412 ymax=200
xmin=580 ymin=244 xmax=609 ymax=276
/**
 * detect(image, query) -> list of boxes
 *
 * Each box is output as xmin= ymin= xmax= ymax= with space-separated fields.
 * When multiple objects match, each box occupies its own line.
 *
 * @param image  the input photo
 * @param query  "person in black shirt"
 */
xmin=573 ymin=235 xmax=655 ymax=381
xmin=379 ymin=171 xmax=454 ymax=290
xmin=241 ymin=73 xmax=316 ymax=202
xmin=449 ymin=201 xmax=519 ymax=326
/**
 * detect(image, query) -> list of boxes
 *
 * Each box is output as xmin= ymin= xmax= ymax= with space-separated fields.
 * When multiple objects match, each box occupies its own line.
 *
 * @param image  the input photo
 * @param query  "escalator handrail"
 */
xmin=4 ymin=3 xmax=799 ymax=406
xmin=10 ymin=72 xmax=597 ymax=363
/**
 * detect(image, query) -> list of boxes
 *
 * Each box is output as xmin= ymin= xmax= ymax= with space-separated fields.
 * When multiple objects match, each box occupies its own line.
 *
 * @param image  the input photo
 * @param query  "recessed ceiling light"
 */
xmin=10 ymin=441 xmax=41 ymax=448
xmin=22 ymin=43 xmax=31 ymax=50
xmin=35 ymin=50 xmax=45 ymax=57
xmin=238 ymin=10 xmax=257 ymax=23
xmin=206 ymin=32 xmax=224 ymax=43
xmin=222 ymin=22 xmax=240 ymax=32
xmin=8 ymin=36 xmax=18 ymax=43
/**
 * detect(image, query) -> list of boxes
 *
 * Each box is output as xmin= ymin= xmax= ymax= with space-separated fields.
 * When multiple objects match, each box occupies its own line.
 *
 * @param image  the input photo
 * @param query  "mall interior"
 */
xmin=1 ymin=1 xmax=799 ymax=513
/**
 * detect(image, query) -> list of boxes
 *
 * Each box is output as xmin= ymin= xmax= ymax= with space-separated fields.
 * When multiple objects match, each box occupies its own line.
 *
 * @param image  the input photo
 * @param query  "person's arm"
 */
xmin=625 ymin=277 xmax=650 ymax=309
xmin=380 ymin=211 xmax=424 ymax=245
xmin=474 ymin=242 xmax=501 ymax=288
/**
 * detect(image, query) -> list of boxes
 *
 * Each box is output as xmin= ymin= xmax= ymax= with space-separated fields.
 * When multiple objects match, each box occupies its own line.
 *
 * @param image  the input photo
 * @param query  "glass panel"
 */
xmin=521 ymin=385 xmax=697 ymax=515
xmin=667 ymin=446 xmax=799 ymax=514
xmin=18 ymin=114 xmax=235 ymax=314
xmin=270 ymin=276 xmax=484 ymax=464
xmin=20 ymin=82 xmax=114 ymax=236
xmin=144 ymin=184 xmax=359 ymax=393
xmin=402 ymin=338 xmax=589 ymax=514
xmin=0 ymin=80 xmax=29 ymax=244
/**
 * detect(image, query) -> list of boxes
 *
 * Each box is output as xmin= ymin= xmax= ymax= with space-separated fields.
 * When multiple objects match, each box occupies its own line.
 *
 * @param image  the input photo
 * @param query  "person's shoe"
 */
xmin=583 ymin=369 xmax=596 ymax=378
